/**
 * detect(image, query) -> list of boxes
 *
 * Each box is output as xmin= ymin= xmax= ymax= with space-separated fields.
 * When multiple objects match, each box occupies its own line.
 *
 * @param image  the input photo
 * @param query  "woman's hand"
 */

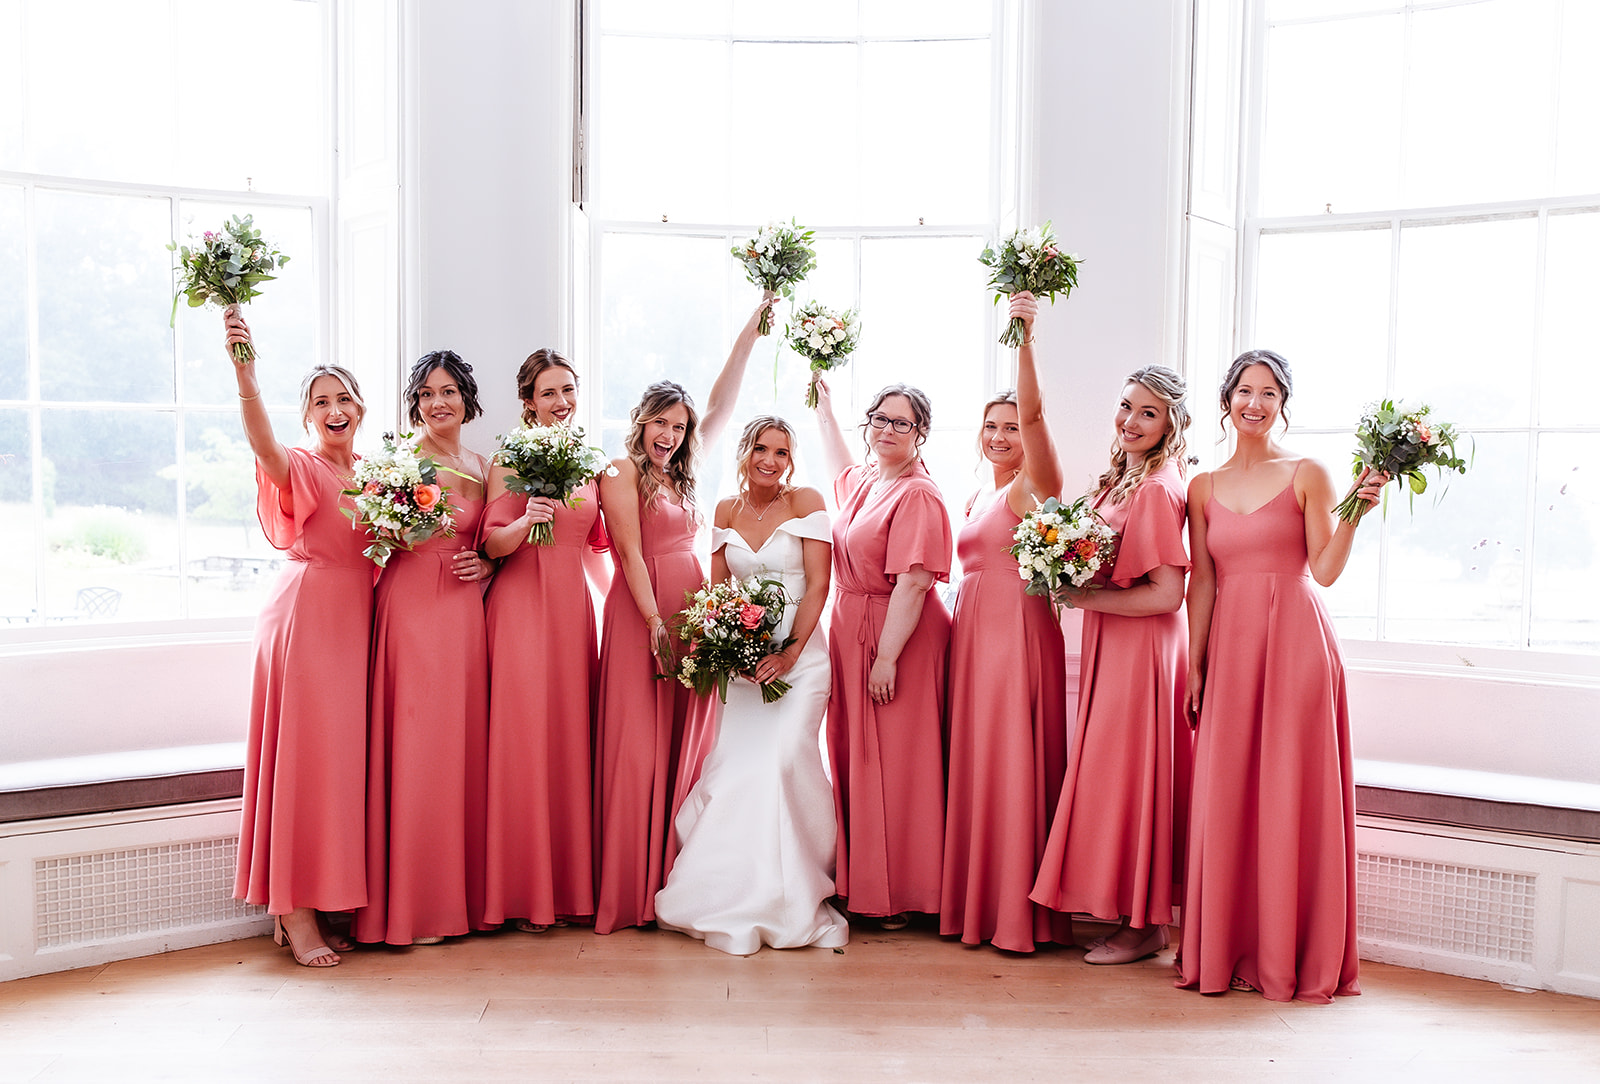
xmin=1008 ymin=290 xmax=1038 ymax=343
xmin=811 ymin=375 xmax=834 ymax=415
xmin=647 ymin=615 xmax=674 ymax=677
xmin=756 ymin=289 xmax=778 ymax=335
xmin=451 ymin=548 xmax=495 ymax=583
xmin=1349 ymin=468 xmax=1391 ymax=512
xmin=752 ymin=649 xmax=796 ymax=686
xmin=518 ymin=497 xmax=557 ymax=537
xmin=223 ymin=305 xmax=255 ymax=360
xmin=868 ymin=656 xmax=897 ymax=705
xmin=1184 ymin=665 xmax=1204 ymax=728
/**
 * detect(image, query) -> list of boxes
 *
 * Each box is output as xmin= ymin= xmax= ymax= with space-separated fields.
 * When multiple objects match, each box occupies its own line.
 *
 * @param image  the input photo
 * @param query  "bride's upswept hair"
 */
xmin=733 ymin=415 xmax=798 ymax=496
xmin=625 ymin=381 xmax=701 ymax=510
xmin=1094 ymin=365 xmax=1192 ymax=505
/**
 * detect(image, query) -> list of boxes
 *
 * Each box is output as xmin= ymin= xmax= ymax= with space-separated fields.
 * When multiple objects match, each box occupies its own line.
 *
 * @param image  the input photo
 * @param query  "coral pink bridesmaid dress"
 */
xmin=481 ymin=481 xmax=607 ymax=929
xmin=235 ymin=447 xmax=371 ymax=914
xmin=1030 ymin=462 xmax=1190 ymax=933
xmin=356 ymin=487 xmax=490 ymax=944
xmin=592 ymin=493 xmax=714 ymax=934
xmin=941 ymin=488 xmax=1070 ymax=951
xmin=1176 ymin=477 xmax=1361 ymax=1003
xmin=826 ymin=461 xmax=951 ymax=919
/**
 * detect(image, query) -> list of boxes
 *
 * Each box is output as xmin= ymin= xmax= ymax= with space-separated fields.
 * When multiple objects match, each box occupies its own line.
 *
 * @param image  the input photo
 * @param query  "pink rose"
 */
xmin=739 ymin=602 xmax=766 ymax=630
xmin=413 ymin=483 xmax=442 ymax=510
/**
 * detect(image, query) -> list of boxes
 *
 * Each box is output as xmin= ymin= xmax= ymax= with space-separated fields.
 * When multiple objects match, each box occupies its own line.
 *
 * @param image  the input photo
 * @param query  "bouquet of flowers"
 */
xmin=670 ymin=575 xmax=796 ymax=704
xmin=731 ymin=220 xmax=817 ymax=334
xmin=492 ymin=423 xmax=612 ymax=545
xmin=1332 ymin=399 xmax=1470 ymax=523
xmin=979 ymin=222 xmax=1081 ymax=347
xmin=786 ymin=301 xmax=861 ymax=408
xmin=342 ymin=432 xmax=456 ymax=567
xmin=1009 ymin=495 xmax=1117 ymax=615
xmin=167 ymin=214 xmax=290 ymax=363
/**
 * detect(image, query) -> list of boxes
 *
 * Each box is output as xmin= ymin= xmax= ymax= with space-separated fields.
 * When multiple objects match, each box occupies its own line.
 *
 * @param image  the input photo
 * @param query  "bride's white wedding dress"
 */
xmin=653 ymin=509 xmax=850 ymax=955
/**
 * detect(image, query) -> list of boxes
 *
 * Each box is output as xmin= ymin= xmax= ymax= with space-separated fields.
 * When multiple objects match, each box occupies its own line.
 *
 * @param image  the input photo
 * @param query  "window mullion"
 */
xmin=24 ymin=180 xmax=45 ymax=621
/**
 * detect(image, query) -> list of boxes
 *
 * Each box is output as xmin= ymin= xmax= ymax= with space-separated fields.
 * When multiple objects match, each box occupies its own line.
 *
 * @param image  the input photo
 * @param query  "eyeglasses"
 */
xmin=866 ymin=412 xmax=917 ymax=434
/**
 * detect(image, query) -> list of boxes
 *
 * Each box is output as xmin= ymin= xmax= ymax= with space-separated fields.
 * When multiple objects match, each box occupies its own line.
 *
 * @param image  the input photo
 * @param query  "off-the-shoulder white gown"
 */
xmin=653 ymin=510 xmax=850 ymax=955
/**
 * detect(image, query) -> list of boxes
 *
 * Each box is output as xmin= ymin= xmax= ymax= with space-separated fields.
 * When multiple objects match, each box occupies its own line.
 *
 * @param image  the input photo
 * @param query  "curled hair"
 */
xmin=516 ymin=348 xmax=579 ymax=426
xmin=1095 ymin=365 xmax=1192 ymax=505
xmin=625 ymin=381 xmax=701 ymax=510
xmin=734 ymin=415 xmax=799 ymax=497
xmin=1218 ymin=348 xmax=1292 ymax=437
xmin=405 ymin=349 xmax=483 ymax=427
xmin=858 ymin=383 xmax=933 ymax=456
xmin=297 ymin=364 xmax=366 ymax=431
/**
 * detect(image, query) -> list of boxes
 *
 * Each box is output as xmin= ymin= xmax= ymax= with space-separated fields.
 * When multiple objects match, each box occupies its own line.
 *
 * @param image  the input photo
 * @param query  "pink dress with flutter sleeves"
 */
xmin=356 ymin=483 xmax=491 ymax=945
xmin=941 ymin=488 xmax=1071 ymax=951
xmin=592 ymin=492 xmax=715 ymax=934
xmin=235 ymin=447 xmax=372 ymax=914
xmin=1176 ymin=475 xmax=1360 ymax=1003
xmin=1030 ymin=462 xmax=1191 ymax=931
xmin=481 ymin=481 xmax=608 ymax=927
xmin=826 ymin=461 xmax=951 ymax=918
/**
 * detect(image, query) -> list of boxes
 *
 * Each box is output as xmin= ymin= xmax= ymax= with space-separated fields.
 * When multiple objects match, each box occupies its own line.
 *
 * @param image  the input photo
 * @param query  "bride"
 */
xmin=653 ymin=416 xmax=850 ymax=955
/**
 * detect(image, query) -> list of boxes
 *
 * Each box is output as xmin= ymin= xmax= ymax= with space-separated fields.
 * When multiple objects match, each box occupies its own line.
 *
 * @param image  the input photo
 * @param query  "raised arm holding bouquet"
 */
xmin=170 ymin=214 xmax=289 ymax=363
xmin=979 ymin=222 xmax=1081 ymax=347
xmin=786 ymin=301 xmax=860 ymax=408
xmin=732 ymin=220 xmax=817 ymax=335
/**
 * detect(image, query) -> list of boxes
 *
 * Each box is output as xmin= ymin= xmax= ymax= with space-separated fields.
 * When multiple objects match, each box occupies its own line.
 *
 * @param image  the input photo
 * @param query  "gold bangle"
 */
xmin=1020 ymin=336 xmax=1036 ymax=346
xmin=238 ymin=392 xmax=260 ymax=401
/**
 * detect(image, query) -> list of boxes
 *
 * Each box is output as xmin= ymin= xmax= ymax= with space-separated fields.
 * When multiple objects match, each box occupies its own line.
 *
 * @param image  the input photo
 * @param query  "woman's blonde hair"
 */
xmin=297 ymin=364 xmax=366 ymax=431
xmin=1094 ymin=365 xmax=1191 ymax=505
xmin=733 ymin=415 xmax=799 ymax=496
xmin=516 ymin=348 xmax=579 ymax=426
xmin=625 ymin=381 xmax=701 ymax=510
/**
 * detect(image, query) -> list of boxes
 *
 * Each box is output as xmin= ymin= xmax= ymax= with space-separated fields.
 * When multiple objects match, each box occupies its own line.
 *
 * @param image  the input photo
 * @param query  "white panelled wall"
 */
xmin=2 ymin=0 xmax=1596 ymax=994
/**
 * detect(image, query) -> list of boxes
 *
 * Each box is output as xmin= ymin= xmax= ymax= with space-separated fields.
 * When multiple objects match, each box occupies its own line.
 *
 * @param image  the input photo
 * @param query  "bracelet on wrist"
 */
xmin=238 ymin=391 xmax=260 ymax=401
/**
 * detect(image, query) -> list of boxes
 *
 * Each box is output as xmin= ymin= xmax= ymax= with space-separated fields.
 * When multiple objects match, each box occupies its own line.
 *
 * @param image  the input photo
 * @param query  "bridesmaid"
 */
xmin=1029 ymin=362 xmax=1192 ymax=964
xmin=481 ymin=350 xmax=612 ymax=933
xmin=226 ymin=309 xmax=369 ymax=967
xmin=1178 ymin=349 xmax=1385 ymax=1002
xmin=591 ymin=292 xmax=772 ymax=935
xmin=812 ymin=379 xmax=952 ymax=929
xmin=355 ymin=350 xmax=496 ymax=946
xmin=941 ymin=291 xmax=1071 ymax=952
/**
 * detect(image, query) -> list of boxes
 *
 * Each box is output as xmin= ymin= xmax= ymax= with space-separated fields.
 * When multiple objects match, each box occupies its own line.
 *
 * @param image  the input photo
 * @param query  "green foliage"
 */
xmin=1333 ymin=399 xmax=1472 ymax=522
xmin=979 ymin=221 xmax=1082 ymax=346
xmin=167 ymin=214 xmax=290 ymax=362
xmin=159 ymin=428 xmax=257 ymax=524
xmin=731 ymin=220 xmax=818 ymax=335
xmin=51 ymin=506 xmax=148 ymax=563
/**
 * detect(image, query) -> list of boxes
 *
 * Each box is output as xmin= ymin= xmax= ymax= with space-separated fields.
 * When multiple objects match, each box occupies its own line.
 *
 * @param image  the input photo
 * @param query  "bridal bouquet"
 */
xmin=492 ymin=423 xmax=612 ymax=545
xmin=732 ymin=220 xmax=817 ymax=334
xmin=1332 ymin=399 xmax=1470 ymax=523
xmin=342 ymin=432 xmax=456 ymax=567
xmin=1010 ymin=495 xmax=1117 ymax=615
xmin=167 ymin=214 xmax=290 ymax=363
xmin=786 ymin=301 xmax=861 ymax=408
xmin=979 ymin=222 xmax=1081 ymax=347
xmin=671 ymin=575 xmax=796 ymax=704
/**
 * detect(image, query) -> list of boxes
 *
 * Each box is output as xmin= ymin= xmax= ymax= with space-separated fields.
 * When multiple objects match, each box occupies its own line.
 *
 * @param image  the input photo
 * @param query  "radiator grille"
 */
xmin=34 ymin=838 xmax=261 ymax=948
xmin=1357 ymin=852 xmax=1536 ymax=963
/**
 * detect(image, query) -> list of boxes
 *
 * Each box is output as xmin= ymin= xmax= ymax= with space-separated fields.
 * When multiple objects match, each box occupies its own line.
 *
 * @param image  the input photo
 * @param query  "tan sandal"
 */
xmin=274 ymin=916 xmax=340 ymax=968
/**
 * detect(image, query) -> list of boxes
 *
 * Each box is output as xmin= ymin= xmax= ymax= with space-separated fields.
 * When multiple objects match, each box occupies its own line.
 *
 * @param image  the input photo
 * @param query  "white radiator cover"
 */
xmin=1 ymin=805 xmax=1597 ymax=998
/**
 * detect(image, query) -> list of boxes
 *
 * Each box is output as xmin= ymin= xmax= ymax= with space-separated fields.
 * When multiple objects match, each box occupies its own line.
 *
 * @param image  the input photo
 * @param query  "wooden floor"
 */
xmin=2 ymin=919 xmax=1596 ymax=1082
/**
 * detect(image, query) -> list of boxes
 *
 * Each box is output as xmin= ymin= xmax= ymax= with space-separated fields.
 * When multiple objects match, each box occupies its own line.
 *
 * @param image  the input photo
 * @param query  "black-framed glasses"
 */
xmin=866 ymin=412 xmax=916 ymax=434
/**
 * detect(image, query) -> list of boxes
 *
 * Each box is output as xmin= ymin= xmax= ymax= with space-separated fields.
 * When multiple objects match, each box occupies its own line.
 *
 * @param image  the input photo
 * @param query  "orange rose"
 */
xmin=413 ymin=483 xmax=442 ymax=510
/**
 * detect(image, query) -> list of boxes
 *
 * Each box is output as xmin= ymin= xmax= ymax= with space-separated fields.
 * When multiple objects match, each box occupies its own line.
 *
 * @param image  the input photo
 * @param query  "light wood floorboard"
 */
xmin=2 ymin=920 xmax=1596 ymax=1082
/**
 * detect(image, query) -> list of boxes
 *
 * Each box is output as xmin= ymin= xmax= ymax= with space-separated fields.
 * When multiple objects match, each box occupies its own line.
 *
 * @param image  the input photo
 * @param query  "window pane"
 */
xmin=860 ymin=40 xmax=990 ymax=224
xmin=1383 ymin=431 xmax=1526 ymax=648
xmin=595 ymin=35 xmax=730 ymax=222
xmin=1531 ymin=433 xmax=1600 ymax=652
xmin=600 ymin=0 xmax=727 ymax=36
xmin=858 ymin=236 xmax=988 ymax=420
xmin=176 ymin=202 xmax=317 ymax=407
xmin=1254 ymin=227 xmax=1391 ymax=430
xmin=599 ymin=231 xmax=728 ymax=422
xmin=1259 ymin=14 xmax=1402 ymax=217
xmin=1404 ymin=0 xmax=1557 ymax=208
xmin=172 ymin=0 xmax=324 ymax=194
xmin=0 ymin=183 xmax=24 ymax=399
xmin=1540 ymin=211 xmax=1600 ymax=428
xmin=861 ymin=0 xmax=992 ymax=37
xmin=180 ymin=411 xmax=291 ymax=619
xmin=728 ymin=43 xmax=860 ymax=225
xmin=37 ymin=189 xmax=174 ymax=404
xmin=27 ymin=0 xmax=175 ymax=185
xmin=1394 ymin=217 xmax=1537 ymax=428
xmin=1292 ymin=431 xmax=1380 ymax=640
xmin=0 ymin=406 xmax=35 ymax=623
xmin=0 ymin=0 xmax=19 ymax=169
xmin=41 ymin=408 xmax=179 ymax=623
xmin=733 ymin=0 xmax=856 ymax=38
xmin=1555 ymin=1 xmax=1600 ymax=195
